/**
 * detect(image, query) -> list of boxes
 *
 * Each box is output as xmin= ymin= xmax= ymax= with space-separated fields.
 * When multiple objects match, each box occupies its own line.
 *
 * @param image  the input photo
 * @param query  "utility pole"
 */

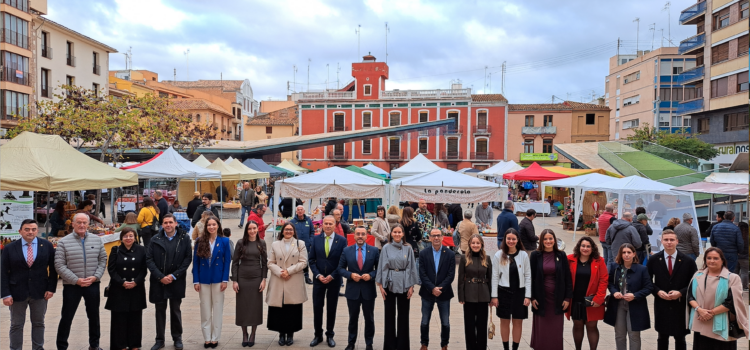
xmin=337 ymin=63 xmax=340 ymax=89
xmin=385 ymin=22 xmax=390 ymax=64
xmin=293 ymin=65 xmax=297 ymax=93
xmin=326 ymin=63 xmax=329 ymax=91
xmin=355 ymin=25 xmax=361 ymax=60
xmin=650 ymin=23 xmax=656 ymax=50
xmin=488 ymin=72 xmax=491 ymax=93
xmin=307 ymin=58 xmax=311 ymax=92
xmin=173 ymin=68 xmax=176 ymax=82
xmin=663 ymin=2 xmax=671 ymax=46
xmin=633 ymin=18 xmax=640 ymax=55
xmin=660 ymin=29 xmax=664 ymax=47
xmin=184 ymin=48 xmax=190 ymax=80
xmin=616 ymin=38 xmax=620 ymax=64
xmin=484 ymin=66 xmax=487 ymax=93
xmin=501 ymin=61 xmax=506 ymax=95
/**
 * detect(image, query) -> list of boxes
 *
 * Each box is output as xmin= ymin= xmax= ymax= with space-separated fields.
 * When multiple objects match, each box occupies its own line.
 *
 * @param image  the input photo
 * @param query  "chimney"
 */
xmin=451 ymin=79 xmax=463 ymax=90
xmin=597 ymin=97 xmax=605 ymax=106
xmin=287 ymin=95 xmax=292 ymax=101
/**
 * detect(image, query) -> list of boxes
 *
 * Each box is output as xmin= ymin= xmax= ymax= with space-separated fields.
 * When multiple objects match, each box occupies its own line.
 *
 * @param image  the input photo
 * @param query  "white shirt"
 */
xmin=323 ymin=232 xmax=335 ymax=251
xmin=209 ymin=238 xmax=216 ymax=256
xmin=664 ymin=250 xmax=678 ymax=269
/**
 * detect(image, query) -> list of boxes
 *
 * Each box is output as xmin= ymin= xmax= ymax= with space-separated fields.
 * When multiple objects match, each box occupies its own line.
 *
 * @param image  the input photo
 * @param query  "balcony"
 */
xmin=678 ymin=34 xmax=705 ymax=55
xmin=41 ymin=46 xmax=52 ymax=59
xmin=676 ymin=98 xmax=704 ymax=115
xmin=380 ymin=88 xmax=471 ymax=100
xmin=93 ymin=64 xmax=101 ymax=75
xmin=383 ymin=151 xmax=404 ymax=160
xmin=441 ymin=151 xmax=463 ymax=160
xmin=521 ymin=126 xmax=557 ymax=136
xmin=472 ymin=125 xmax=492 ymax=134
xmin=328 ymin=125 xmax=349 ymax=132
xmin=679 ymin=1 xmax=706 ymax=25
xmin=470 ymin=152 xmax=494 ymax=160
xmin=1 ymin=29 xmax=28 ymax=49
xmin=1 ymin=67 xmax=29 ymax=86
xmin=66 ymin=55 xmax=76 ymax=67
xmin=298 ymin=91 xmax=355 ymax=100
xmin=674 ymin=66 xmax=704 ymax=84
xmin=327 ymin=151 xmax=349 ymax=161
xmin=443 ymin=126 xmax=463 ymax=135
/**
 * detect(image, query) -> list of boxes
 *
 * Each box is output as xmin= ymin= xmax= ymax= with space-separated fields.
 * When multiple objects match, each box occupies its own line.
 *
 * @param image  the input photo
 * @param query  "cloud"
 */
xmin=113 ymin=0 xmax=189 ymax=31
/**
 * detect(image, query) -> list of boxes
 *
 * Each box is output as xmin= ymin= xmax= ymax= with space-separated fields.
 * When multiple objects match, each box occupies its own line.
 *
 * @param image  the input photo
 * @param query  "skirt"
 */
xmin=496 ymin=286 xmax=528 ymax=320
xmin=267 ymin=303 xmax=303 ymax=334
xmin=693 ymin=332 xmax=737 ymax=350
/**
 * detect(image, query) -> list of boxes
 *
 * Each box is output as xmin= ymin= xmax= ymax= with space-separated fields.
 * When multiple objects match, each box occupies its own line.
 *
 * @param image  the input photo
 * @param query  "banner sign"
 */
xmin=520 ymin=153 xmax=558 ymax=162
xmin=0 ymin=191 xmax=34 ymax=236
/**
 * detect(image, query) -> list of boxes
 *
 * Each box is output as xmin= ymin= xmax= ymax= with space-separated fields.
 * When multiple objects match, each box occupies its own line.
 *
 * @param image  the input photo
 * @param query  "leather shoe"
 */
xmin=279 ymin=333 xmax=287 ymax=346
xmin=326 ymin=337 xmax=336 ymax=347
xmin=305 ymin=276 xmax=313 ymax=285
xmin=285 ymin=333 xmax=294 ymax=346
xmin=150 ymin=343 xmax=165 ymax=350
xmin=442 ymin=346 xmax=448 ymax=350
xmin=174 ymin=340 xmax=183 ymax=350
xmin=310 ymin=336 xmax=323 ymax=347
xmin=366 ymin=346 xmax=374 ymax=350
xmin=338 ymin=292 xmax=346 ymax=297
xmin=345 ymin=344 xmax=355 ymax=350
xmin=420 ymin=346 xmax=428 ymax=350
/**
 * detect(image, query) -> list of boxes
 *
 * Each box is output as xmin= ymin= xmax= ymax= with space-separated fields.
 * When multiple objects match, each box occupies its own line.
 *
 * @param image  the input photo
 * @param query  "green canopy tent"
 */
xmin=345 ymin=165 xmax=390 ymax=184
xmin=270 ymin=164 xmax=295 ymax=177
xmin=344 ymin=165 xmax=386 ymax=215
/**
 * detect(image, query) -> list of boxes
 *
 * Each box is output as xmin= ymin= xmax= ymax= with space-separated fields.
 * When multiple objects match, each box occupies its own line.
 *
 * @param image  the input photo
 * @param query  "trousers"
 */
xmin=657 ymin=332 xmax=686 ymax=350
xmin=312 ymin=281 xmax=341 ymax=337
xmin=346 ymin=298 xmax=375 ymax=345
xmin=614 ymin=301 xmax=641 ymax=350
xmin=420 ymin=299 xmax=451 ymax=347
xmin=56 ymin=283 xmax=101 ymax=350
xmin=383 ymin=291 xmax=411 ymax=350
xmin=154 ymin=298 xmax=183 ymax=342
xmin=462 ymin=302 xmax=488 ymax=350
xmin=9 ymin=297 xmax=47 ymax=350
xmin=198 ymin=283 xmax=226 ymax=342
xmin=110 ymin=310 xmax=143 ymax=350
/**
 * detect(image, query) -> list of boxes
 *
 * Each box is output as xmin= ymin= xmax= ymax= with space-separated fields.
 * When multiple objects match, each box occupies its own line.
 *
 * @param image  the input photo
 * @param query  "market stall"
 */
xmin=362 ymin=163 xmax=389 ymax=178
xmin=457 ymin=168 xmax=482 ymax=178
xmin=390 ymin=154 xmax=442 ymax=179
xmin=243 ymin=158 xmax=287 ymax=177
xmin=192 ymin=155 xmax=212 ymax=168
xmin=477 ymin=160 xmax=523 ymax=178
xmin=277 ymin=159 xmax=310 ymax=174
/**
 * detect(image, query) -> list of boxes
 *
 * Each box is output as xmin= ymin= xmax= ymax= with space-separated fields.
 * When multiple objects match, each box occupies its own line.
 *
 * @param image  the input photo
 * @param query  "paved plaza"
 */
xmin=1 ymin=207 xmax=748 ymax=350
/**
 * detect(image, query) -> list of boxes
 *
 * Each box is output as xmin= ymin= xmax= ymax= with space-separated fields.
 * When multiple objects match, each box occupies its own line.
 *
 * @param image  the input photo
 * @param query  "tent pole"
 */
xmin=220 ymin=178 xmax=223 ymax=220
xmin=45 ymin=191 xmax=50 ymax=238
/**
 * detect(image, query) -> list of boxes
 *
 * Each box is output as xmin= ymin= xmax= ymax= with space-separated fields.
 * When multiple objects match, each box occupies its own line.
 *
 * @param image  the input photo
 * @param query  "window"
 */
xmin=712 ymin=42 xmax=729 ymax=64
xmin=660 ymin=61 xmax=672 ymax=75
xmin=363 ymin=84 xmax=371 ymax=96
xmin=524 ymin=115 xmax=534 ymax=127
xmin=738 ymin=71 xmax=749 ymax=92
xmin=447 ymin=111 xmax=459 ymax=129
xmin=446 ymin=137 xmax=459 ymax=158
xmin=659 ymin=88 xmax=672 ymax=101
xmin=739 ymin=35 xmax=749 ymax=57
xmin=623 ymin=71 xmax=640 ymax=83
xmin=543 ymin=115 xmax=553 ymax=126
xmin=2 ymin=51 xmax=28 ymax=85
xmin=683 ymin=117 xmax=691 ymax=127
xmin=523 ymin=139 xmax=534 ymax=153
xmin=389 ymin=138 xmax=400 ymax=155
xmin=389 ymin=112 xmax=400 ymax=126
xmin=671 ymin=88 xmax=683 ymax=102
xmin=418 ymin=138 xmax=428 ymax=154
xmin=623 ymin=119 xmax=640 ymax=129
xmin=476 ymin=139 xmax=488 ymax=153
xmin=66 ymin=41 xmax=75 ymax=66
xmin=40 ymin=68 xmax=49 ymax=98
xmin=196 ymin=113 xmax=201 ymax=123
xmin=711 ymin=77 xmax=729 ymax=98
xmin=659 ymin=113 xmax=671 ymax=127
xmin=333 ymin=112 xmax=345 ymax=131
xmin=742 ymin=1 xmax=749 ymax=19
xmin=41 ymin=31 xmax=50 ymax=58
xmin=714 ymin=8 xmax=730 ymax=30
xmin=362 ymin=112 xmax=371 ymax=128
xmin=623 ymin=95 xmax=640 ymax=106
xmin=541 ymin=139 xmax=552 ymax=153
xmin=266 ymin=127 xmax=272 ymax=134
xmin=92 ymin=52 xmax=100 ymax=75
xmin=478 ymin=111 xmax=487 ymax=126
xmin=362 ymin=139 xmax=371 ymax=154
xmin=2 ymin=0 xmax=28 ymax=12
xmin=684 ymin=85 xmax=703 ymax=100
xmin=447 ymin=164 xmax=458 ymax=171
xmin=92 ymin=83 xmax=99 ymax=97
xmin=3 ymin=13 xmax=28 ymax=49
xmin=333 ymin=143 xmax=345 ymax=156
xmin=419 ymin=111 xmax=428 ymax=123
xmin=696 ymin=54 xmax=704 ymax=66
xmin=2 ymin=90 xmax=28 ymax=119
xmin=672 ymin=115 xmax=682 ymax=127
xmin=696 ymin=118 xmax=710 ymax=133
xmin=585 ymin=114 xmax=595 ymax=125
xmin=725 ymin=112 xmax=749 ymax=131
xmin=65 ymin=75 xmax=74 ymax=87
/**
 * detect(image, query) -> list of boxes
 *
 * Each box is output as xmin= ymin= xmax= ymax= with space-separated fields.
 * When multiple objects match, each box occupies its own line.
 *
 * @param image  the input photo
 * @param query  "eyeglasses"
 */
xmin=430 ymin=235 xmax=442 ymax=238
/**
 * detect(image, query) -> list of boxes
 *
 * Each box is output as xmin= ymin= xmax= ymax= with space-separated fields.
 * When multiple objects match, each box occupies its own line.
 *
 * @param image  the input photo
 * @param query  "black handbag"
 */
xmin=728 ymin=311 xmax=744 ymax=339
xmin=584 ymin=295 xmax=596 ymax=307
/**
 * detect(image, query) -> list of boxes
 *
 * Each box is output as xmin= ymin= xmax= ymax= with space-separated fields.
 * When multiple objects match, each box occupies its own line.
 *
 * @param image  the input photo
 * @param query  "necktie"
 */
xmin=667 ymin=255 xmax=673 ymax=275
xmin=26 ymin=243 xmax=33 ymax=267
xmin=357 ymin=247 xmax=363 ymax=270
xmin=325 ymin=235 xmax=330 ymax=257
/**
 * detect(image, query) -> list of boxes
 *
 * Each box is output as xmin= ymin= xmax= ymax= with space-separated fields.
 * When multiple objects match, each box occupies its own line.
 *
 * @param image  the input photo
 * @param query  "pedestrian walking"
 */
xmin=238 ymin=182 xmax=256 ymax=228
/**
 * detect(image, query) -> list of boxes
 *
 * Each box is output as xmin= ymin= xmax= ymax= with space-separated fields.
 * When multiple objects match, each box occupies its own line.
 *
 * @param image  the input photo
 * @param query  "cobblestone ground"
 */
xmin=1 ymin=206 xmax=748 ymax=349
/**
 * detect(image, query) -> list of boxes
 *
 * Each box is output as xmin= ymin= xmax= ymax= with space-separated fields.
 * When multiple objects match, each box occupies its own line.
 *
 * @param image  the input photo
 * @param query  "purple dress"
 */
xmin=530 ymin=252 xmax=564 ymax=350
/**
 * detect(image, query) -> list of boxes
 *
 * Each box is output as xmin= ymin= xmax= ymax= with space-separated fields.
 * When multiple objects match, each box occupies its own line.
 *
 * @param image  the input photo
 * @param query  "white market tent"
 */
xmin=457 ymin=168 xmax=482 ymax=178
xmin=226 ymin=159 xmax=270 ymax=180
xmin=192 ymin=155 xmax=211 ymax=168
xmin=121 ymin=147 xmax=221 ymax=180
xmin=362 ymin=163 xmax=389 ymax=177
xmin=477 ymin=160 xmax=523 ymax=178
xmin=390 ymin=169 xmax=508 ymax=204
xmin=390 ymin=154 xmax=441 ymax=179
xmin=704 ymin=172 xmax=748 ymax=184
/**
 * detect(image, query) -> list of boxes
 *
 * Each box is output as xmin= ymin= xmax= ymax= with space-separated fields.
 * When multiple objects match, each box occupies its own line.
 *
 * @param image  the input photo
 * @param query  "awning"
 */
xmin=120 ymin=147 xmax=221 ymax=179
xmin=502 ymin=162 xmax=570 ymax=181
xmin=277 ymin=159 xmax=310 ymax=174
xmin=345 ymin=166 xmax=390 ymax=183
xmin=671 ymin=182 xmax=748 ymax=196
xmin=193 ymin=155 xmax=211 ymax=168
xmin=243 ymin=159 xmax=286 ymax=177
xmin=544 ymin=166 xmax=623 ymax=178
xmin=226 ymin=159 xmax=270 ymax=180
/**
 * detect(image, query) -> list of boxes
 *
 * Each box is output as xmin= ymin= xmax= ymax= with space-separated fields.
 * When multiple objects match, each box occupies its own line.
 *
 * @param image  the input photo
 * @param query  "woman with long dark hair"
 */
xmin=371 ymin=205 xmax=390 ymax=249
xmin=231 ymin=220 xmax=268 ymax=347
xmin=529 ymin=229 xmax=572 ymax=350
xmin=192 ymin=217 xmax=232 ymax=348
xmin=49 ymin=200 xmax=69 ymax=236
xmin=490 ymin=228 xmax=531 ymax=350
xmin=105 ymin=227 xmax=147 ymax=350
xmin=566 ymin=236 xmax=608 ymax=350
xmin=458 ymin=234 xmax=492 ymax=350
xmin=137 ymin=197 xmax=159 ymax=246
xmin=399 ymin=207 xmax=421 ymax=259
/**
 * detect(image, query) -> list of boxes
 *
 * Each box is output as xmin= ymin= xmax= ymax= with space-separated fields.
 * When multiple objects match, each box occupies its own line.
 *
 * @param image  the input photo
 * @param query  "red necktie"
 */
xmin=667 ymin=256 xmax=673 ymax=275
xmin=357 ymin=247 xmax=363 ymax=270
xmin=26 ymin=243 xmax=33 ymax=267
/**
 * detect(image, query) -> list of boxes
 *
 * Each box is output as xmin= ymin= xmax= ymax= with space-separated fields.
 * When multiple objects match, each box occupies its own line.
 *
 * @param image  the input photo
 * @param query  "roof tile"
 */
xmin=471 ymin=94 xmax=507 ymax=103
xmin=246 ymin=115 xmax=297 ymax=126
xmin=169 ymin=98 xmax=232 ymax=115
xmin=163 ymin=80 xmax=244 ymax=91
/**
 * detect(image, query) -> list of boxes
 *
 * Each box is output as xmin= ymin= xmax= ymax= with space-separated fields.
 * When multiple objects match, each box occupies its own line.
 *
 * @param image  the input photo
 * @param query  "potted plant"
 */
xmin=583 ymin=221 xmax=597 ymax=236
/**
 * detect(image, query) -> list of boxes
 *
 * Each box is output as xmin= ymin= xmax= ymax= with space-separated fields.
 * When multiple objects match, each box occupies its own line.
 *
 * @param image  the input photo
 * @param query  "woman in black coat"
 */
xmin=399 ymin=207 xmax=422 ymax=258
xmin=105 ymin=227 xmax=148 ymax=350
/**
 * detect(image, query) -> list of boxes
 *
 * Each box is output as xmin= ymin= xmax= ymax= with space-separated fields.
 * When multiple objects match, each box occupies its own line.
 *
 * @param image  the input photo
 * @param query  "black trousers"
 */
xmin=56 ymin=283 xmax=101 ymax=350
xmin=657 ymin=332 xmax=687 ymax=350
xmin=141 ymin=227 xmax=155 ymax=248
xmin=111 ymin=310 xmax=143 ymax=350
xmin=154 ymin=298 xmax=183 ymax=342
xmin=312 ymin=281 xmax=340 ymax=337
xmin=462 ymin=302 xmax=488 ymax=350
xmin=346 ymin=298 xmax=375 ymax=346
xmin=383 ymin=291 xmax=410 ymax=350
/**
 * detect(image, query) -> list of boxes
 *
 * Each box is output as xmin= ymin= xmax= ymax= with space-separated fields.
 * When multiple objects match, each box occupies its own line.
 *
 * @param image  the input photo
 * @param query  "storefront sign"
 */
xmin=712 ymin=142 xmax=749 ymax=164
xmin=520 ymin=153 xmax=558 ymax=162
xmin=0 ymin=191 xmax=34 ymax=238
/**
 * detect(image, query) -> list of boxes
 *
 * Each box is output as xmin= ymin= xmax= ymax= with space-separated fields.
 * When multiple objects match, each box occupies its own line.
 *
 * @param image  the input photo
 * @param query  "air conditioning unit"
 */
xmin=0 ymin=128 xmax=6 ymax=137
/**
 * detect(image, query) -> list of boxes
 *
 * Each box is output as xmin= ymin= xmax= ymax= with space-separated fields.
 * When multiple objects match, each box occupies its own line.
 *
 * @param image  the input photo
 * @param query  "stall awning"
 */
xmin=345 ymin=166 xmax=390 ymax=183
xmin=277 ymin=159 xmax=310 ymax=174
xmin=390 ymin=168 xmax=508 ymax=203
xmin=193 ymin=155 xmax=211 ymax=168
xmin=671 ymin=182 xmax=748 ymax=196
xmin=502 ymin=162 xmax=570 ymax=181
xmin=544 ymin=166 xmax=623 ymax=178
xmin=120 ymin=147 xmax=222 ymax=179
xmin=226 ymin=159 xmax=270 ymax=180
xmin=243 ymin=159 xmax=286 ymax=177
xmin=391 ymin=154 xmax=442 ymax=179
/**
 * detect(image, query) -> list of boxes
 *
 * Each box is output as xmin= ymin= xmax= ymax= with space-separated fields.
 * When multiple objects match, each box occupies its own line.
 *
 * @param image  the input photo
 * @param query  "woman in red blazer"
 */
xmin=565 ymin=236 xmax=608 ymax=350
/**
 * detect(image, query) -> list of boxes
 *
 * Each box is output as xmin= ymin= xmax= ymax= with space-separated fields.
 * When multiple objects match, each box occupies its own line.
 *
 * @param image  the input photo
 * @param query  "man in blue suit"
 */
xmin=418 ymin=228 xmax=455 ymax=350
xmin=338 ymin=227 xmax=379 ymax=350
xmin=309 ymin=215 xmax=347 ymax=348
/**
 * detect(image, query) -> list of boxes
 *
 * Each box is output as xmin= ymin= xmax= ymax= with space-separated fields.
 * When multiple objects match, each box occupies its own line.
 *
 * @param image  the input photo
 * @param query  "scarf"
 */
xmin=689 ymin=272 xmax=730 ymax=340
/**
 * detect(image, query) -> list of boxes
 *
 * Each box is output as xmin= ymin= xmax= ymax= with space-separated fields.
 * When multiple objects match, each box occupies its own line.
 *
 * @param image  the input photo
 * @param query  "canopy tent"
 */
xmin=226 ymin=159 xmax=270 ymax=180
xmin=362 ymin=163 xmax=389 ymax=177
xmin=226 ymin=156 xmax=235 ymax=163
xmin=390 ymin=154 xmax=442 ymax=179
xmin=0 ymin=132 xmax=138 ymax=191
xmin=270 ymin=164 xmax=296 ymax=177
xmin=704 ymin=172 xmax=748 ymax=185
xmin=457 ymin=168 xmax=482 ymax=178
xmin=389 ymin=169 xmax=508 ymax=204
xmin=277 ymin=159 xmax=310 ymax=174
xmin=192 ymin=155 xmax=211 ymax=168
xmin=203 ymin=159 xmax=242 ymax=181
xmin=502 ymin=162 xmax=570 ymax=181
xmin=477 ymin=160 xmax=523 ymax=177
xmin=544 ymin=166 xmax=623 ymax=178
xmin=672 ymin=182 xmax=748 ymax=196
xmin=243 ymin=159 xmax=286 ymax=177
xmin=345 ymin=165 xmax=391 ymax=183
xmin=119 ymin=147 xmax=221 ymax=180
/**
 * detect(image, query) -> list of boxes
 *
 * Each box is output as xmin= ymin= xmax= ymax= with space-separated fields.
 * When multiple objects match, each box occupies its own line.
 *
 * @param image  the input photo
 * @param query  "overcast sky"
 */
xmin=49 ymin=0 xmax=697 ymax=103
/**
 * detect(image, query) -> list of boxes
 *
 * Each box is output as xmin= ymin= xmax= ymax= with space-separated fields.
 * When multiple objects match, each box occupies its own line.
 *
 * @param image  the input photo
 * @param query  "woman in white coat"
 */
xmin=490 ymin=228 xmax=532 ymax=350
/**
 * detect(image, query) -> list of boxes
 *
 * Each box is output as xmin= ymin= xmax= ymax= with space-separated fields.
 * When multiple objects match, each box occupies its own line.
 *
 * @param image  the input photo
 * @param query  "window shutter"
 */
xmin=738 ymin=35 xmax=749 ymax=57
xmin=712 ymin=42 xmax=729 ymax=63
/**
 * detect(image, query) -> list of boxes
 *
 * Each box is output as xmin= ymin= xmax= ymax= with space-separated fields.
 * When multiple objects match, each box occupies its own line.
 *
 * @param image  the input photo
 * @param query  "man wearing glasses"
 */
xmin=418 ymin=229 xmax=455 ymax=350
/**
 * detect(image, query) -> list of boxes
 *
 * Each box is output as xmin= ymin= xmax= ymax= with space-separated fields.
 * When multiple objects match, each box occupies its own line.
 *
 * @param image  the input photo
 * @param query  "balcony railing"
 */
xmin=443 ymin=126 xmax=463 ymax=135
xmin=679 ymin=1 xmax=707 ymax=25
xmin=234 ymin=134 xmax=240 ymax=141
xmin=41 ymin=46 xmax=52 ymax=59
xmin=328 ymin=125 xmax=349 ymax=132
xmin=66 ymin=55 xmax=76 ymax=67
xmin=327 ymin=151 xmax=349 ymax=160
xmin=1 ymin=67 xmax=29 ymax=86
xmin=441 ymin=151 xmax=463 ymax=160
xmin=678 ymin=34 xmax=705 ymax=54
xmin=383 ymin=151 xmax=404 ymax=160
xmin=298 ymin=91 xmax=355 ymax=100
xmin=470 ymin=152 xmax=494 ymax=160
xmin=93 ymin=64 xmax=100 ymax=75
xmin=472 ymin=125 xmax=491 ymax=134
xmin=674 ymin=66 xmax=704 ymax=84
xmin=41 ymin=86 xmax=49 ymax=98
xmin=380 ymin=88 xmax=472 ymax=100
xmin=676 ymin=98 xmax=704 ymax=115
xmin=521 ymin=126 xmax=557 ymax=135
xmin=1 ymin=29 xmax=28 ymax=49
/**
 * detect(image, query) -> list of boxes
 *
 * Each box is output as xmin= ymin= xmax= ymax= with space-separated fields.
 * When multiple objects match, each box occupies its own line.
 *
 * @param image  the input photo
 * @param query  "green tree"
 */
xmin=625 ymin=123 xmax=719 ymax=160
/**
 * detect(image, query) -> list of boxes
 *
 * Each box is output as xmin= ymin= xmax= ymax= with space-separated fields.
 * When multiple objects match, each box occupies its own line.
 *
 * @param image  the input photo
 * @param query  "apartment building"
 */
xmin=507 ymin=101 xmax=610 ymax=166
xmin=244 ymin=105 xmax=298 ymax=163
xmin=677 ymin=0 xmax=748 ymax=165
xmin=604 ymin=47 xmax=695 ymax=140
xmin=298 ymin=54 xmax=507 ymax=172
xmin=33 ymin=18 xmax=116 ymax=103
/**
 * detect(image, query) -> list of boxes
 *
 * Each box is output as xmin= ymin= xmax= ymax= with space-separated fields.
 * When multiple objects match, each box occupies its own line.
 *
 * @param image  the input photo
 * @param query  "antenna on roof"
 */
xmin=385 ymin=22 xmax=390 ymax=64
xmin=184 ymin=49 xmax=190 ymax=80
xmin=355 ymin=25 xmax=361 ymax=61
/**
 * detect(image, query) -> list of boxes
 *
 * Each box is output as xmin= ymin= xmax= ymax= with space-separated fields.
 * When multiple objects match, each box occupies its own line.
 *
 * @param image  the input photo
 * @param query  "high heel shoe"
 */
xmin=278 ymin=333 xmax=287 ymax=346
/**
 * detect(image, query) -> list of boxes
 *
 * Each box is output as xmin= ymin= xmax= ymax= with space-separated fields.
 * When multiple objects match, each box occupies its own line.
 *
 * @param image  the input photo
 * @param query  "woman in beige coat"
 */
xmin=371 ymin=205 xmax=390 ymax=249
xmin=266 ymin=222 xmax=308 ymax=347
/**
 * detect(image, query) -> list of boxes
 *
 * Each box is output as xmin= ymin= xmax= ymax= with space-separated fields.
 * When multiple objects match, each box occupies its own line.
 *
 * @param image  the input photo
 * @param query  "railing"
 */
xmin=443 ymin=126 xmax=463 ymax=135
xmin=441 ymin=151 xmax=463 ymax=160
xmin=66 ymin=55 xmax=76 ymax=67
xmin=234 ymin=134 xmax=240 ymax=141
xmin=597 ymin=142 xmax=647 ymax=178
xmin=674 ymin=66 xmax=704 ymax=84
xmin=41 ymin=46 xmax=52 ymax=59
xmin=521 ymin=126 xmax=557 ymax=135
xmin=472 ymin=125 xmax=492 ymax=134
xmin=380 ymin=88 xmax=472 ymax=100
xmin=93 ymin=64 xmax=100 ymax=75
xmin=298 ymin=91 xmax=355 ymax=100
xmin=1 ymin=67 xmax=29 ymax=86
xmin=1 ymin=29 xmax=28 ymax=49
xmin=470 ymin=152 xmax=494 ymax=160
xmin=679 ymin=1 xmax=707 ymax=24
xmin=41 ymin=86 xmax=49 ymax=98
xmin=383 ymin=151 xmax=404 ymax=160
xmin=327 ymin=151 xmax=349 ymax=160
xmin=619 ymin=140 xmax=708 ymax=170
xmin=678 ymin=34 xmax=705 ymax=54
xmin=676 ymin=98 xmax=704 ymax=115
xmin=328 ymin=125 xmax=349 ymax=132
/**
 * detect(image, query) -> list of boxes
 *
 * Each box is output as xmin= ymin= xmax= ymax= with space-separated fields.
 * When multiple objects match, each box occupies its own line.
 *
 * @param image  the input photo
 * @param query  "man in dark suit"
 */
xmin=647 ymin=229 xmax=697 ymax=350
xmin=1 ymin=219 xmax=57 ymax=350
xmin=309 ymin=215 xmax=347 ymax=347
xmin=154 ymin=190 xmax=169 ymax=225
xmin=418 ymin=228 xmax=456 ymax=350
xmin=337 ymin=227 xmax=379 ymax=350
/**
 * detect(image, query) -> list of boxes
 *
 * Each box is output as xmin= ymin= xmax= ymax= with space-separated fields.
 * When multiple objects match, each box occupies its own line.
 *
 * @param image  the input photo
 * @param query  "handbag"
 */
xmin=728 ymin=310 xmax=744 ymax=339
xmin=584 ymin=295 xmax=596 ymax=307
xmin=150 ymin=208 xmax=161 ymax=232
xmin=487 ymin=305 xmax=496 ymax=339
